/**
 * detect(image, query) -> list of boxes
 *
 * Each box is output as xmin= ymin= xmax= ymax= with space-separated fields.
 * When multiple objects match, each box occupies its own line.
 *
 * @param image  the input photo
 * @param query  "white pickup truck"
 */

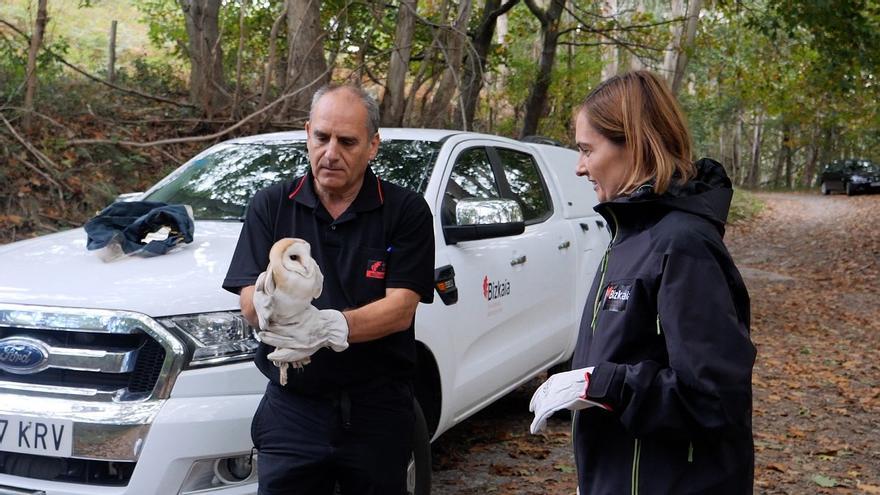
xmin=0 ymin=129 xmax=609 ymax=495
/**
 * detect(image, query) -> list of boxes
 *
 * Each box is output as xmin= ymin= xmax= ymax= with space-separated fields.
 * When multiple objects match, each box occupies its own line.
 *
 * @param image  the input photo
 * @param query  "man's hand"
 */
xmin=529 ymin=367 xmax=610 ymax=434
xmin=258 ymin=308 xmax=349 ymax=353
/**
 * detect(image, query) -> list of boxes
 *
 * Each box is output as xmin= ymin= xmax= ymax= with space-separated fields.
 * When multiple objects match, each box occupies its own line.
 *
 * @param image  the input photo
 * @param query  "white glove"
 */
xmin=258 ymin=308 xmax=349 ymax=353
xmin=529 ymin=366 xmax=609 ymax=434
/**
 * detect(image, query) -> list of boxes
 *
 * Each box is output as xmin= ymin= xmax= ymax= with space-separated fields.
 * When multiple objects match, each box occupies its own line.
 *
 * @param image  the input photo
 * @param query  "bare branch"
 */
xmin=0 ymin=19 xmax=196 ymax=109
xmin=67 ymin=68 xmax=334 ymax=149
xmin=0 ymin=111 xmax=63 ymax=175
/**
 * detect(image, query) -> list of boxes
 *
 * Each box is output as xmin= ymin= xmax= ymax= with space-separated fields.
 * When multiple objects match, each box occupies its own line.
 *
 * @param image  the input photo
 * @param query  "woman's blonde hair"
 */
xmin=578 ymin=70 xmax=695 ymax=195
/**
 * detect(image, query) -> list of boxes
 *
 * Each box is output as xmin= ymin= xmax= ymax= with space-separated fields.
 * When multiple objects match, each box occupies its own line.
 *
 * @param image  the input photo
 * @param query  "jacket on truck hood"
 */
xmin=571 ymin=158 xmax=756 ymax=494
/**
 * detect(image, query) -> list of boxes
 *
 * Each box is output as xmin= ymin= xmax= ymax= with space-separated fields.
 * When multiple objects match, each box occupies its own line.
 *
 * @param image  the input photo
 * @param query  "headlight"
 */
xmin=159 ymin=312 xmax=259 ymax=366
xmin=851 ymin=175 xmax=869 ymax=183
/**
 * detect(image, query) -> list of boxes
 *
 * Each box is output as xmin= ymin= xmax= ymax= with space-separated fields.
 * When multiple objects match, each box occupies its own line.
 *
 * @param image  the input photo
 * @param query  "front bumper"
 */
xmin=0 ymin=365 xmax=266 ymax=495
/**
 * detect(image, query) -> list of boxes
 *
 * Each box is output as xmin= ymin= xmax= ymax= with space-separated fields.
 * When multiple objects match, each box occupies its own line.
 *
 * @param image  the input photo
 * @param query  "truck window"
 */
xmin=494 ymin=147 xmax=552 ymax=223
xmin=442 ymin=147 xmax=501 ymax=226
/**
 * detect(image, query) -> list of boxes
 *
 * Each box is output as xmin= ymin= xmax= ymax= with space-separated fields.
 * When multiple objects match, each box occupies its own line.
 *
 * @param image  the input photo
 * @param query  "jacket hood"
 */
xmin=602 ymin=158 xmax=733 ymax=231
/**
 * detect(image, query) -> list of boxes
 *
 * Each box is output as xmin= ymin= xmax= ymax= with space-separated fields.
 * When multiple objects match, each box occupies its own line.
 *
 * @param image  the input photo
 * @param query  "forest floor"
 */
xmin=430 ymin=192 xmax=880 ymax=494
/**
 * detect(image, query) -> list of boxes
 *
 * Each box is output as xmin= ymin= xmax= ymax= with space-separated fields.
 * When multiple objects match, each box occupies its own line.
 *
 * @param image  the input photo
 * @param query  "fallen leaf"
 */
xmin=811 ymin=474 xmax=838 ymax=488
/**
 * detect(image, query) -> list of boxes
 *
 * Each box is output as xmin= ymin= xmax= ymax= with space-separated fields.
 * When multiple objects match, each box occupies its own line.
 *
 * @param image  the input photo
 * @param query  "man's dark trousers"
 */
xmin=252 ymin=379 xmax=415 ymax=495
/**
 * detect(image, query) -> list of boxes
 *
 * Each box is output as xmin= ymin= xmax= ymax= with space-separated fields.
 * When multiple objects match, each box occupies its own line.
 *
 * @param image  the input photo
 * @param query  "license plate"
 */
xmin=0 ymin=415 xmax=73 ymax=457
xmin=871 ymin=182 xmax=880 ymax=187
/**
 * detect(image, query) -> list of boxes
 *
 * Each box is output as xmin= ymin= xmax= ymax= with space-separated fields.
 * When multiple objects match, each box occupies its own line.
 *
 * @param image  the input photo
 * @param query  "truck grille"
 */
xmin=0 ymin=305 xmax=185 ymax=402
xmin=0 ymin=326 xmax=166 ymax=401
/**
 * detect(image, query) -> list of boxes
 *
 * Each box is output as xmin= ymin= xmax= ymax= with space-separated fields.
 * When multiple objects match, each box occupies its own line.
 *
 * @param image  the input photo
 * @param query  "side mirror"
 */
xmin=443 ymin=198 xmax=525 ymax=244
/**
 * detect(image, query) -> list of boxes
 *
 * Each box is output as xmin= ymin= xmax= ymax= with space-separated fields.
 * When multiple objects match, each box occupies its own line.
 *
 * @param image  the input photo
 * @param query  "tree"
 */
xmin=422 ymin=0 xmax=474 ymax=128
xmin=282 ymin=0 xmax=329 ymax=119
xmin=180 ymin=0 xmax=228 ymax=116
xmin=520 ymin=0 xmax=565 ymax=138
xmin=23 ymin=0 xmax=49 ymax=133
xmin=663 ymin=0 xmax=702 ymax=95
xmin=380 ymin=0 xmax=418 ymax=126
xmin=460 ymin=0 xmax=521 ymax=130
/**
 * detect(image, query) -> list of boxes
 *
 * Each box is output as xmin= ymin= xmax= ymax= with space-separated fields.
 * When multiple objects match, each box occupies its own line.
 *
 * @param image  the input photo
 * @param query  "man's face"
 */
xmin=305 ymin=89 xmax=379 ymax=197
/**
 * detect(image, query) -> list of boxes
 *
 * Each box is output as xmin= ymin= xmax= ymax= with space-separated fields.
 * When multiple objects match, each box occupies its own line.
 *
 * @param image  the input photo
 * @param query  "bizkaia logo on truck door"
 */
xmin=482 ymin=276 xmax=511 ymax=300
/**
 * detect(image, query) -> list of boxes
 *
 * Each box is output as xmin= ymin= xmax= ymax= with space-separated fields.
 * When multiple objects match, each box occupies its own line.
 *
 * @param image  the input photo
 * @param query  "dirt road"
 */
xmin=430 ymin=192 xmax=880 ymax=494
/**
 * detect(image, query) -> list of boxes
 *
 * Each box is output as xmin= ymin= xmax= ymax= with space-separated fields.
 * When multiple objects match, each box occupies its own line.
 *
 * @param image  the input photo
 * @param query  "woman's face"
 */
xmin=574 ymin=111 xmax=631 ymax=202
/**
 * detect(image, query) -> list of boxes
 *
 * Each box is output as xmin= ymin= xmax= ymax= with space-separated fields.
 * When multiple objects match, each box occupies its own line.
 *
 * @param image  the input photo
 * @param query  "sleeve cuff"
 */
xmin=585 ymin=362 xmax=626 ymax=410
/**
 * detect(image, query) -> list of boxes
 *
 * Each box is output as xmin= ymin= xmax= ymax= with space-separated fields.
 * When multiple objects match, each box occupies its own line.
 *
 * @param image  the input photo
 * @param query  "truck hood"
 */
xmin=0 ymin=221 xmax=242 ymax=317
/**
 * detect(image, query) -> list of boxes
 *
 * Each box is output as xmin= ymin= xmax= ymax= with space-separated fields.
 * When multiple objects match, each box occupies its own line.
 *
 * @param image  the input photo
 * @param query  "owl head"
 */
xmin=268 ymin=238 xmax=324 ymax=302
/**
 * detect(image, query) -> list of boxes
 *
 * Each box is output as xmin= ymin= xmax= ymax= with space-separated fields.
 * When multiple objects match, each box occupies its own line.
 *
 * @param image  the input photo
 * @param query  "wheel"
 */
xmin=846 ymin=182 xmax=855 ymax=196
xmin=407 ymin=399 xmax=432 ymax=495
xmin=820 ymin=182 xmax=830 ymax=195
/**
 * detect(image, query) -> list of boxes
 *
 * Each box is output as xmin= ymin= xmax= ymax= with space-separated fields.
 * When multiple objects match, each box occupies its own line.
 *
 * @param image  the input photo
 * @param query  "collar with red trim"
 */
xmin=288 ymin=167 xmax=384 ymax=213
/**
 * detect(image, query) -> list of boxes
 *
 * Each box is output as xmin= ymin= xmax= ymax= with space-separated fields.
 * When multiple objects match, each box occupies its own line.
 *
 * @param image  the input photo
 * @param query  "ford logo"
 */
xmin=0 ymin=337 xmax=50 ymax=374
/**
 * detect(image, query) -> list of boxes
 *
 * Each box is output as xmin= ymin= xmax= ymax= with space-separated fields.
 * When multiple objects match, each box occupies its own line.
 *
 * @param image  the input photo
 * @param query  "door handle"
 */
xmin=558 ymin=240 xmax=571 ymax=250
xmin=510 ymin=255 xmax=527 ymax=266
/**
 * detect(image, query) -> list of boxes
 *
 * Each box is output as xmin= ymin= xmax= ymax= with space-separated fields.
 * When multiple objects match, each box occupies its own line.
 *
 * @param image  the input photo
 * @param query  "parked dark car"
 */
xmin=819 ymin=158 xmax=880 ymax=195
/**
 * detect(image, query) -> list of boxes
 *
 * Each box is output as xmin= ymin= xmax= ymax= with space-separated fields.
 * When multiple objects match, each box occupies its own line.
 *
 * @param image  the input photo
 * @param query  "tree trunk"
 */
xmin=732 ymin=111 xmax=742 ymax=185
xmin=380 ymin=0 xmax=418 ymax=126
xmin=232 ymin=0 xmax=248 ymax=119
xmin=258 ymin=4 xmax=288 ymax=116
xmin=423 ymin=0 xmax=474 ymax=128
xmin=181 ymin=0 xmax=227 ymax=117
xmin=629 ymin=0 xmax=646 ymax=70
xmin=23 ymin=0 xmax=49 ymax=133
xmin=746 ymin=112 xmax=764 ymax=189
xmin=663 ymin=0 xmax=702 ymax=95
xmin=600 ymin=0 xmax=619 ymax=80
xmin=520 ymin=0 xmax=565 ymax=138
xmin=772 ymin=128 xmax=785 ymax=188
xmin=283 ymin=0 xmax=329 ymax=120
xmin=783 ymin=126 xmax=793 ymax=189
xmin=801 ymin=123 xmax=822 ymax=188
xmin=459 ymin=0 xmax=521 ymax=130
xmin=108 ymin=20 xmax=117 ymax=84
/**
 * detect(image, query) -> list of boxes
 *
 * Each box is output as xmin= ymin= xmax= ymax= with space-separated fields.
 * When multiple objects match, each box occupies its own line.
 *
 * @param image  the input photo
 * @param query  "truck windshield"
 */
xmin=143 ymin=139 xmax=441 ymax=220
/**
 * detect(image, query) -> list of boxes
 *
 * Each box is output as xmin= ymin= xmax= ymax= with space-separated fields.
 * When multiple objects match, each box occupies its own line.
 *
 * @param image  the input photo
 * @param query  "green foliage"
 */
xmin=0 ymin=33 xmax=70 ymax=103
xmin=728 ymin=189 xmax=763 ymax=224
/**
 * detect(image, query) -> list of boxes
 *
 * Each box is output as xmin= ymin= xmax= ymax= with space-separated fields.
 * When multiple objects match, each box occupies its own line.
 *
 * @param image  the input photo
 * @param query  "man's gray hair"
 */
xmin=310 ymin=84 xmax=380 ymax=136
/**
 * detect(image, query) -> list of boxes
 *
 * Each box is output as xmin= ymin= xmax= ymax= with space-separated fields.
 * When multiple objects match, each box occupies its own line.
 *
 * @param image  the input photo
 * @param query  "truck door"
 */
xmin=436 ymin=141 xmax=574 ymax=419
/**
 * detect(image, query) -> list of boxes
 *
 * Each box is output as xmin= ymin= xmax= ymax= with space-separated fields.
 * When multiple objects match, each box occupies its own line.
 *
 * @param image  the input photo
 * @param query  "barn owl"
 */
xmin=252 ymin=238 xmax=326 ymax=384
xmin=253 ymin=238 xmax=323 ymax=330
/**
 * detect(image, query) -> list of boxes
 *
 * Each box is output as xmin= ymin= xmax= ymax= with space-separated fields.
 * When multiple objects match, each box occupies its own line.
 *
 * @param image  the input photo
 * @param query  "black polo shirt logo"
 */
xmin=366 ymin=260 xmax=386 ymax=279
xmin=602 ymin=282 xmax=631 ymax=312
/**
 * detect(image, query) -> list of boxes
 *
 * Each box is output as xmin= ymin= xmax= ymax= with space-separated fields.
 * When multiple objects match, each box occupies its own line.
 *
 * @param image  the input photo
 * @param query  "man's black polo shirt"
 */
xmin=223 ymin=167 xmax=435 ymax=393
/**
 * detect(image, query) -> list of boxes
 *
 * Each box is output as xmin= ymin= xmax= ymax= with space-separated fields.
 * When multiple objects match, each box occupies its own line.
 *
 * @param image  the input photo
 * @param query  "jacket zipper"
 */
xmin=631 ymin=438 xmax=641 ymax=495
xmin=688 ymin=441 xmax=694 ymax=463
xmin=590 ymin=209 xmax=618 ymax=334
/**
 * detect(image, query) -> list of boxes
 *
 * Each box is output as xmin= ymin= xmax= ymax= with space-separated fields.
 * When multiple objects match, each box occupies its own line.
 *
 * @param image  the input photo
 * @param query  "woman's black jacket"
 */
xmin=572 ymin=158 xmax=756 ymax=494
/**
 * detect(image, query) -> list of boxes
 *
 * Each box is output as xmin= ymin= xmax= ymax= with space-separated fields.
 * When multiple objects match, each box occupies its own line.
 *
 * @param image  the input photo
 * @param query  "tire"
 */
xmin=821 ymin=182 xmax=830 ymax=195
xmin=846 ymin=182 xmax=855 ymax=196
xmin=408 ymin=399 xmax=432 ymax=495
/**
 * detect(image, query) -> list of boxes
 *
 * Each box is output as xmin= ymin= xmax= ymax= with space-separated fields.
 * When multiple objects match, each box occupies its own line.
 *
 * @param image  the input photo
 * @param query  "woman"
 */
xmin=529 ymin=70 xmax=756 ymax=494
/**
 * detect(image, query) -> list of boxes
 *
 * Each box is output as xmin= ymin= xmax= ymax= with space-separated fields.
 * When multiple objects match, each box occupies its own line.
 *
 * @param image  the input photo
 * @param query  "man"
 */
xmin=222 ymin=84 xmax=435 ymax=494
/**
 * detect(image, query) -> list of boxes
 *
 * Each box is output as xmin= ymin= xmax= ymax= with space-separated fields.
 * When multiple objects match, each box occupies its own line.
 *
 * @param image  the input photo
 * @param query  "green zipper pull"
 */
xmin=688 ymin=441 xmax=694 ymax=463
xmin=656 ymin=314 xmax=662 ymax=336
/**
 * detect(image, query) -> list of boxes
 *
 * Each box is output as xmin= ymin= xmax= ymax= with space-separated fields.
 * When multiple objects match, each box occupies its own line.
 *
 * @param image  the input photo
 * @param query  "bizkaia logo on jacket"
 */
xmin=601 ymin=282 xmax=632 ymax=312
xmin=482 ymin=276 xmax=511 ymax=300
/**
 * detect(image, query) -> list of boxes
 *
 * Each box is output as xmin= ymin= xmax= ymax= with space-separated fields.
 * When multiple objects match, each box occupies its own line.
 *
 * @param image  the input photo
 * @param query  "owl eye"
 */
xmin=289 ymin=255 xmax=299 ymax=261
